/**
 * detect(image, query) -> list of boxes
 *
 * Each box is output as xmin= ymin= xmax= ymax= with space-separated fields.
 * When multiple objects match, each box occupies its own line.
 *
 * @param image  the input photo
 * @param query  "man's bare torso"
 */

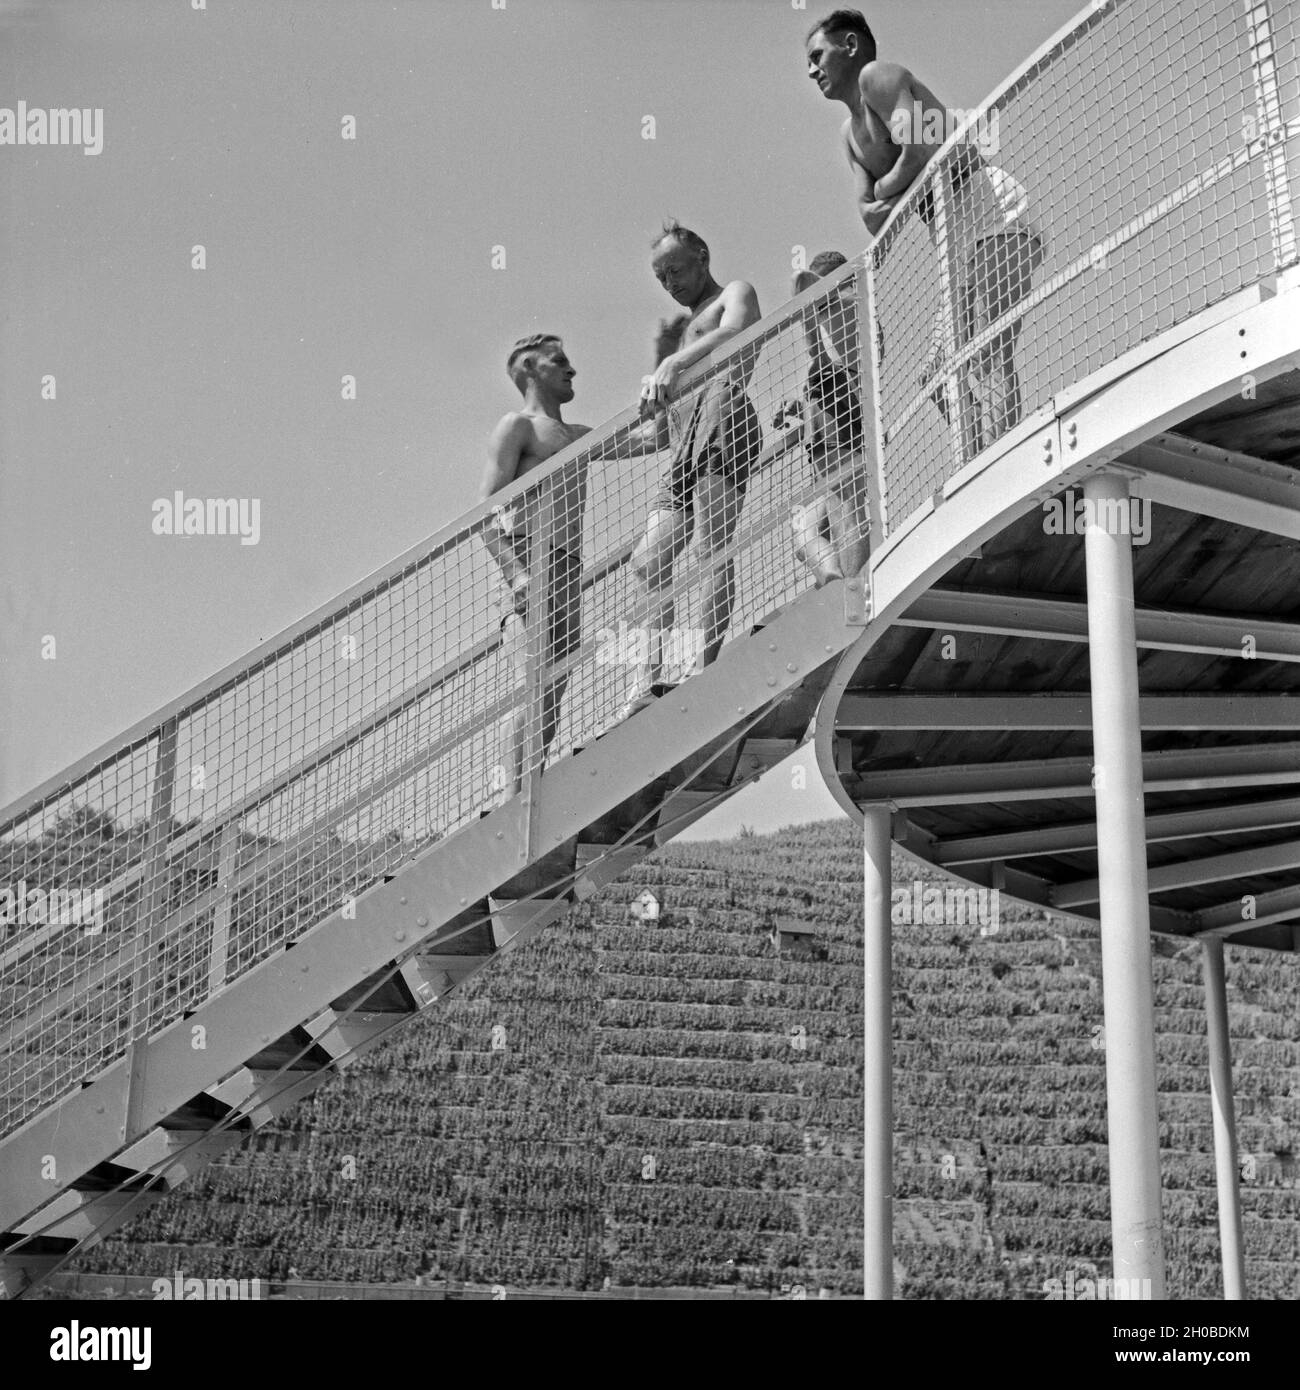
xmin=843 ymin=72 xmax=948 ymax=188
xmin=677 ymin=283 xmax=758 ymax=393
xmin=503 ymin=413 xmax=590 ymax=554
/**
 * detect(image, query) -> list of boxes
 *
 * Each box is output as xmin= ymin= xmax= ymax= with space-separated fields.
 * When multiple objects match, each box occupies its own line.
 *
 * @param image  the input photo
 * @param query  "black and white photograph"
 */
xmin=2 ymin=0 xmax=1298 ymax=1349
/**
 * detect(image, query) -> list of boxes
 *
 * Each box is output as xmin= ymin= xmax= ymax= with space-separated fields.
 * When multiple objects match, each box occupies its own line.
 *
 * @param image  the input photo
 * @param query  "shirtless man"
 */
xmin=480 ymin=334 xmax=591 ymax=796
xmin=619 ymin=221 xmax=762 ymax=720
xmin=804 ymin=9 xmax=1044 ymax=453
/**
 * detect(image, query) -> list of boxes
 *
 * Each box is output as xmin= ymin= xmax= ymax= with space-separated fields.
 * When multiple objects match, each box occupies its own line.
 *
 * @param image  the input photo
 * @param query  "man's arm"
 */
xmin=641 ymin=280 xmax=761 ymax=410
xmin=674 ymin=280 xmax=760 ymax=371
xmin=841 ymin=125 xmax=896 ymax=237
xmin=862 ymin=61 xmax=940 ymax=203
xmin=479 ymin=412 xmax=533 ymax=598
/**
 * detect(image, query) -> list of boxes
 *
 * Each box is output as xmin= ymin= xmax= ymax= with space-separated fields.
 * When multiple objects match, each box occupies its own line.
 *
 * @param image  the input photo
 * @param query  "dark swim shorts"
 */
xmin=653 ymin=379 xmax=762 ymax=514
xmin=805 ymin=361 xmax=864 ymax=463
xmin=498 ymin=544 xmax=582 ymax=662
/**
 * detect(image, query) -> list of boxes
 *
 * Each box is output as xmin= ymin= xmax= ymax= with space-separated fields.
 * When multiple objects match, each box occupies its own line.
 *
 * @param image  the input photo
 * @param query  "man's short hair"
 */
xmin=506 ymin=333 xmax=563 ymax=393
xmin=652 ymin=219 xmax=710 ymax=263
xmin=807 ymin=9 xmax=876 ymax=59
xmin=809 ymin=250 xmax=848 ymax=277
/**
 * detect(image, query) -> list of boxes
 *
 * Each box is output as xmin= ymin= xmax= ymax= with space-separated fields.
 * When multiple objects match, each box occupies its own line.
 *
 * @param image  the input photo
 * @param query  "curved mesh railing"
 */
xmin=867 ymin=0 xmax=1298 ymax=535
xmin=3 ymin=0 xmax=1297 ymax=1152
xmin=0 ymin=258 xmax=868 ymax=1142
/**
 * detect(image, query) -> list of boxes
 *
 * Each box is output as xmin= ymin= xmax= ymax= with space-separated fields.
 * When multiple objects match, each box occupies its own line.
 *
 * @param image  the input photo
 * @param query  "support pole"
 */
xmin=1200 ymin=937 xmax=1247 ymax=1299
xmin=862 ymin=803 xmax=893 ymax=1299
xmin=1083 ymin=470 xmax=1166 ymax=1299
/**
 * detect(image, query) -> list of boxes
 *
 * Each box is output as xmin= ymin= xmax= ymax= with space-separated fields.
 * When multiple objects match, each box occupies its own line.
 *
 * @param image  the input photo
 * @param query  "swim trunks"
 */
xmin=919 ymin=147 xmax=1046 ymax=260
xmin=805 ymin=361 xmax=864 ymax=465
xmin=652 ymin=378 xmax=762 ymax=514
xmin=498 ymin=544 xmax=582 ymax=663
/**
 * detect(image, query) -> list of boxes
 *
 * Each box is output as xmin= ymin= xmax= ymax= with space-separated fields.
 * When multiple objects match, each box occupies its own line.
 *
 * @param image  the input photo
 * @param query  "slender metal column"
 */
xmin=862 ymin=803 xmax=893 ymax=1299
xmin=1201 ymin=937 xmax=1247 ymax=1299
xmin=1083 ymin=470 xmax=1165 ymax=1299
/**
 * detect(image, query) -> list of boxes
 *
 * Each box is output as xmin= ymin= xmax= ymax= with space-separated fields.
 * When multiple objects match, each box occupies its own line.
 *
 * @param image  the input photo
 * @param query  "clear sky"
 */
xmin=1 ymin=0 xmax=1083 ymax=836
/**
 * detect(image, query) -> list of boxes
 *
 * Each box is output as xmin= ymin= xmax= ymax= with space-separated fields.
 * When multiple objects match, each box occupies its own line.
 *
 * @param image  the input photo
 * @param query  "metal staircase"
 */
xmin=0 ymin=260 xmax=874 ymax=1294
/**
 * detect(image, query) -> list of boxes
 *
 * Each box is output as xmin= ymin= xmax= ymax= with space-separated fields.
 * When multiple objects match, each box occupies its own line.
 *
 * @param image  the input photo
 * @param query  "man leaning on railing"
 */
xmin=617 ymin=221 xmax=763 ymax=722
xmin=804 ymin=7 xmax=1045 ymax=455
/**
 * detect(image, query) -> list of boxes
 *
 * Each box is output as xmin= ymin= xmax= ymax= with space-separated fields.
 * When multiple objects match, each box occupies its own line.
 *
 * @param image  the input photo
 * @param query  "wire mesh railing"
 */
xmin=0 ymin=260 xmax=868 ymax=1144
xmin=3 ymin=0 xmax=1297 ymax=1156
xmin=867 ymin=0 xmax=1299 ymax=535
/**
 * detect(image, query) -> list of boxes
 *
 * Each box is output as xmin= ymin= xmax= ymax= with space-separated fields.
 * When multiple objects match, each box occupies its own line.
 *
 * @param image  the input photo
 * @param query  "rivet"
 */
xmin=767 ymin=677 xmax=777 ymax=687
xmin=416 ymin=916 xmax=428 ymax=928
xmin=496 ymin=831 xmax=504 ymax=839
xmin=399 ymin=896 xmax=408 ymax=906
xmin=787 ymin=662 xmax=797 ymax=672
xmin=680 ymin=705 xmax=688 ymax=713
xmin=96 ymin=1105 xmax=105 ymax=1115
xmin=301 ymin=964 xmax=309 ymax=973
xmin=769 ymin=643 xmax=777 ymax=652
xmin=395 ymin=931 xmax=407 ymax=942
xmin=459 ymin=897 xmax=467 ymax=905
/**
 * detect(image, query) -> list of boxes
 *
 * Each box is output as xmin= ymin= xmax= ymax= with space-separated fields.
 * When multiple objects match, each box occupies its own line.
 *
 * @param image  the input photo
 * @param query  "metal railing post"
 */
xmin=124 ymin=717 xmax=179 ymax=1140
xmin=861 ymin=260 xmax=890 ymax=543
xmin=1244 ymin=0 xmax=1298 ymax=270
xmin=207 ymin=820 xmax=240 ymax=995
xmin=931 ymin=162 xmax=981 ymax=468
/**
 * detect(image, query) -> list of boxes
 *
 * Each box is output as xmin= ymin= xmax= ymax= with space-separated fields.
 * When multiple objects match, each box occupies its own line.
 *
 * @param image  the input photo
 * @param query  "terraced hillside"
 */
xmin=55 ymin=820 xmax=1300 ymax=1298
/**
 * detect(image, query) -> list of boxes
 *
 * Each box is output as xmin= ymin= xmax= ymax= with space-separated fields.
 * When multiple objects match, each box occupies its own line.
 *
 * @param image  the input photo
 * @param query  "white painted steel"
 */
xmin=862 ymin=805 xmax=893 ymax=1301
xmin=1200 ymin=937 xmax=1247 ymax=1300
xmin=1083 ymin=471 xmax=1166 ymax=1300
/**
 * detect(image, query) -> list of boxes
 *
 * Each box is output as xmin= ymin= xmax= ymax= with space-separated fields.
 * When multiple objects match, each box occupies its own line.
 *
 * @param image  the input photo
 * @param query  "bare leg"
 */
xmin=830 ymin=465 xmax=871 ymax=580
xmin=695 ymin=472 xmax=745 ymax=667
xmin=497 ymin=548 xmax=579 ymax=794
xmin=968 ymin=232 xmax=1038 ymax=445
xmin=624 ymin=507 xmax=690 ymax=713
xmin=793 ymin=496 xmax=842 ymax=587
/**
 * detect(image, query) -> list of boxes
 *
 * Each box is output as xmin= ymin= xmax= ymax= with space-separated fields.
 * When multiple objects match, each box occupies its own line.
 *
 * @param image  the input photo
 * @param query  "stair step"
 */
xmin=330 ymin=969 xmax=412 ymax=1014
xmin=573 ymin=843 xmax=644 ymax=900
xmin=655 ymin=790 xmax=718 ymax=845
xmin=13 ymin=1186 xmax=161 ymax=1244
xmin=245 ymin=1026 xmax=337 ymax=1073
xmin=424 ymin=900 xmax=494 ymax=957
xmin=301 ymin=1008 xmax=400 ymax=1064
xmin=487 ymin=897 xmax=571 ymax=951
xmin=399 ymin=953 xmax=492 ymax=1007
xmin=493 ymin=836 xmax=578 ymax=901
xmin=115 ymin=1127 xmax=246 ymax=1186
xmin=205 ymin=1065 xmax=331 ymax=1129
